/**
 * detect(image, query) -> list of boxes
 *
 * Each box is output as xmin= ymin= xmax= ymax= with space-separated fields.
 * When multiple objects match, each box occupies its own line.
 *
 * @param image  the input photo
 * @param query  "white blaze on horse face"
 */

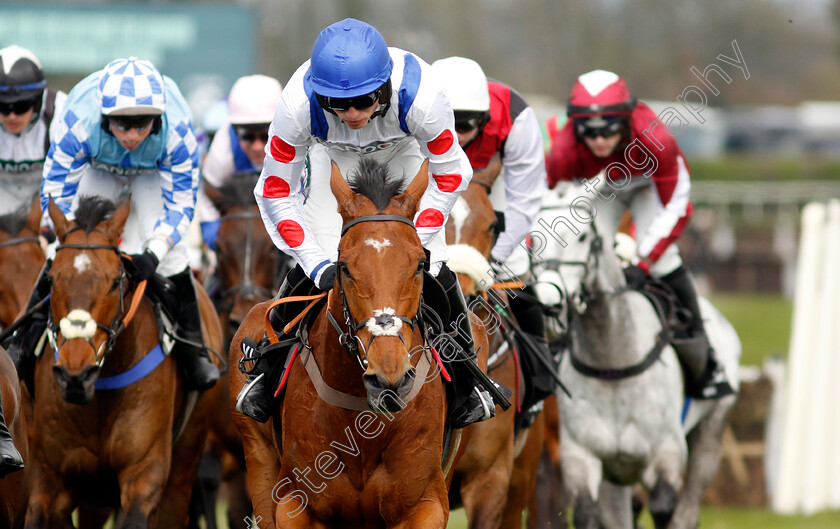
xmin=365 ymin=308 xmax=402 ymax=337
xmin=74 ymin=253 xmax=92 ymax=274
xmin=364 ymin=238 xmax=392 ymax=255
xmin=449 ymin=197 xmax=471 ymax=244
xmin=59 ymin=309 xmax=97 ymax=340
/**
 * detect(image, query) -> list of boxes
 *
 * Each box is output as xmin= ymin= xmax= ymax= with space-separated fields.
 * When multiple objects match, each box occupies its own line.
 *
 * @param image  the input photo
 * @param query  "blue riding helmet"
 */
xmin=309 ymin=18 xmax=393 ymax=98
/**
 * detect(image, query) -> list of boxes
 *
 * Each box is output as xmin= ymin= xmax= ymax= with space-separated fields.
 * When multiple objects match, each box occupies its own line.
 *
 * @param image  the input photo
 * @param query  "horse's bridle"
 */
xmin=327 ymin=214 xmax=422 ymax=370
xmin=216 ymin=211 xmax=274 ymax=314
xmin=0 ymin=235 xmax=41 ymax=250
xmin=46 ymin=230 xmax=133 ymax=366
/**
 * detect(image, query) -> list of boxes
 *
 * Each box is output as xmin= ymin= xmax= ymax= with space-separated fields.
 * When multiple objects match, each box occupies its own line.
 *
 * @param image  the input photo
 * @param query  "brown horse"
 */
xmin=205 ymin=179 xmax=282 ymax=340
xmin=0 ymin=196 xmax=46 ymax=328
xmin=0 ymin=197 xmax=43 ymax=529
xmin=445 ymin=154 xmax=546 ymax=528
xmin=230 ymin=158 xmax=490 ymax=528
xmin=24 ymin=196 xmax=223 ymax=529
xmin=0 ymin=345 xmax=28 ymax=529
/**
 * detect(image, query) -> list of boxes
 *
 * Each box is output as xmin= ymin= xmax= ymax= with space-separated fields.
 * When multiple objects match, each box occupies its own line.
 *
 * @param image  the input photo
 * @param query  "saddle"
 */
xmin=494 ymin=308 xmax=561 ymax=435
xmin=625 ymin=273 xmax=693 ymax=340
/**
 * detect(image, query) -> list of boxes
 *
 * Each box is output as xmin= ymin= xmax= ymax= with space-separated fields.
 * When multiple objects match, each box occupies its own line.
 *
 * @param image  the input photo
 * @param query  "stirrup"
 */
xmin=235 ymin=373 xmax=273 ymax=423
xmin=0 ymin=452 xmax=24 ymax=478
xmin=694 ymin=363 xmax=736 ymax=400
xmin=451 ymin=387 xmax=496 ymax=429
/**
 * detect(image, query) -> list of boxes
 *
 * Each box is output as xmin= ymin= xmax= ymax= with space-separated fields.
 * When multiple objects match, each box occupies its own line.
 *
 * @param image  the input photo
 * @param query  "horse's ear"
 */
xmin=101 ymin=199 xmax=131 ymax=242
xmin=392 ymin=158 xmax=429 ymax=218
xmin=330 ymin=160 xmax=367 ymax=220
xmin=330 ymin=160 xmax=353 ymax=206
xmin=25 ymin=193 xmax=41 ymax=235
xmin=203 ymin=182 xmax=227 ymax=216
xmin=48 ymin=197 xmax=71 ymax=242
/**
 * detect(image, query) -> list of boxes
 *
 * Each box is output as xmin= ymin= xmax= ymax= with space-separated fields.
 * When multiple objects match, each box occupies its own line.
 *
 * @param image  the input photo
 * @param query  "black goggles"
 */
xmin=0 ymin=97 xmax=38 ymax=116
xmin=575 ymin=117 xmax=623 ymax=139
xmin=453 ymin=111 xmax=486 ymax=133
xmin=316 ymin=89 xmax=381 ymax=112
xmin=235 ymin=126 xmax=270 ymax=143
xmin=107 ymin=114 xmax=156 ymax=132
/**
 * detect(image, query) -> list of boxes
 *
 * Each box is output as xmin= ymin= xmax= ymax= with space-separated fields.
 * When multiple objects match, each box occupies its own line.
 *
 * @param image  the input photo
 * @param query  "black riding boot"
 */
xmin=509 ymin=285 xmax=556 ymax=426
xmin=2 ymin=261 xmax=52 ymax=392
xmin=0 ymin=388 xmax=24 ymax=478
xmin=437 ymin=266 xmax=499 ymax=429
xmin=170 ymin=269 xmax=220 ymax=392
xmin=235 ymin=264 xmax=309 ymax=422
xmin=661 ymin=266 xmax=734 ymax=399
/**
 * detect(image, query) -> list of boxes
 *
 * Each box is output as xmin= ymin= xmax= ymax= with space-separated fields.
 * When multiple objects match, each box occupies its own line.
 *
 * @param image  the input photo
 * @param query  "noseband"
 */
xmin=327 ymin=214 xmax=421 ymax=369
xmin=536 ymin=204 xmax=608 ymax=313
xmin=46 ymin=229 xmax=133 ymax=366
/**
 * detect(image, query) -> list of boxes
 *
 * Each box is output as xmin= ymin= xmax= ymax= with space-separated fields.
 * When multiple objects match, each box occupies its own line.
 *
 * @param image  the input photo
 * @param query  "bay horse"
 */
xmin=0 ymin=196 xmax=46 ymax=329
xmin=0 ymin=196 xmax=43 ymax=529
xmin=230 ymin=158 xmax=490 ymax=528
xmin=25 ymin=196 xmax=224 ymax=529
xmin=532 ymin=184 xmax=740 ymax=529
xmin=444 ymin=153 xmax=546 ymax=528
xmin=0 ymin=345 xmax=28 ymax=529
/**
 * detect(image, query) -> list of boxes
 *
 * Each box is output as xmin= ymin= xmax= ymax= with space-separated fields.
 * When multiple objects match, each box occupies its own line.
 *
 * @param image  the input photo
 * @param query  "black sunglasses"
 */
xmin=453 ymin=111 xmax=487 ymax=134
xmin=0 ymin=98 xmax=37 ymax=116
xmin=454 ymin=117 xmax=482 ymax=133
xmin=575 ymin=119 xmax=623 ymax=139
xmin=108 ymin=115 xmax=156 ymax=132
xmin=235 ymin=127 xmax=270 ymax=143
xmin=316 ymin=90 xmax=380 ymax=112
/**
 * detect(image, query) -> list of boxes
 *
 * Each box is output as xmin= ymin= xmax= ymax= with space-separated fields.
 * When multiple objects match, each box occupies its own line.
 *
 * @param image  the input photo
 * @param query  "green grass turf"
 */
xmin=708 ymin=293 xmax=792 ymax=366
xmin=445 ymin=506 xmax=840 ymax=528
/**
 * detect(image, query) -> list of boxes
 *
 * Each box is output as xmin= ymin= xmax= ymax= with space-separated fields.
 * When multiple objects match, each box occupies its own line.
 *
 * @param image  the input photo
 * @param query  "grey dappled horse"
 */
xmin=532 ymin=183 xmax=740 ymax=529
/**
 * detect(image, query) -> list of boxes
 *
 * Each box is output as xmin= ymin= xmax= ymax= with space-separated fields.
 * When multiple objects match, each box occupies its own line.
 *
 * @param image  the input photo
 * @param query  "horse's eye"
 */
xmin=416 ymin=260 xmax=426 ymax=274
xmin=487 ymin=222 xmax=497 ymax=233
xmin=338 ymin=262 xmax=351 ymax=279
xmin=110 ymin=277 xmax=122 ymax=292
xmin=578 ymin=233 xmax=586 ymax=242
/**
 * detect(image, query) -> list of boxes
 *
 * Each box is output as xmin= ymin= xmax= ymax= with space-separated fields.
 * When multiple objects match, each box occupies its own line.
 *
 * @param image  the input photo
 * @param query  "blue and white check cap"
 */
xmin=97 ymin=57 xmax=166 ymax=116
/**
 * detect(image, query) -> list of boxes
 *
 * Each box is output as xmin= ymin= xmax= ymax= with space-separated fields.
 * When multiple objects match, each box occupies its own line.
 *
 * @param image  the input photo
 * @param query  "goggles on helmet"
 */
xmin=107 ymin=114 xmax=157 ymax=132
xmin=235 ymin=125 xmax=270 ymax=144
xmin=0 ymin=96 xmax=39 ymax=115
xmin=574 ymin=115 xmax=624 ymax=139
xmin=316 ymin=88 xmax=381 ymax=112
xmin=454 ymin=110 xmax=488 ymax=133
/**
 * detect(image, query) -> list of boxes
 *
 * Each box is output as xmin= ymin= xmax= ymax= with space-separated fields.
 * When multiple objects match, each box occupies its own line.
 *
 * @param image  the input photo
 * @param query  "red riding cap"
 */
xmin=567 ymin=69 xmax=637 ymax=118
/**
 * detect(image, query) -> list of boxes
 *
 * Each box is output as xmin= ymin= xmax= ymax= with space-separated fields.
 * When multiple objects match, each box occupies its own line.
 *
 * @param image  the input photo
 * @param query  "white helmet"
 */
xmin=227 ymin=74 xmax=282 ymax=125
xmin=98 ymin=57 xmax=166 ymax=116
xmin=431 ymin=57 xmax=489 ymax=113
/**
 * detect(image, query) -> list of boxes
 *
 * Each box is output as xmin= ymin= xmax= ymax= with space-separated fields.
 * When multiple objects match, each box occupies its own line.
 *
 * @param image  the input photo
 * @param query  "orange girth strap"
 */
xmin=264 ymin=292 xmax=328 ymax=343
xmin=122 ymin=279 xmax=147 ymax=327
xmin=491 ymin=280 xmax=525 ymax=290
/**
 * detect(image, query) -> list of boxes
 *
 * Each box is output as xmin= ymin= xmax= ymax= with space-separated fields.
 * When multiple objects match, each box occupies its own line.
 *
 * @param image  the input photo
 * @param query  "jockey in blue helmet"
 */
xmin=237 ymin=19 xmax=510 ymax=428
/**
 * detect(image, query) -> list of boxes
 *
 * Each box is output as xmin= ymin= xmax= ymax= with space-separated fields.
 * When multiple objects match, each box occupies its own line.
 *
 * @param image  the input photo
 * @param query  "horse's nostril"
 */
xmin=363 ymin=373 xmax=386 ymax=391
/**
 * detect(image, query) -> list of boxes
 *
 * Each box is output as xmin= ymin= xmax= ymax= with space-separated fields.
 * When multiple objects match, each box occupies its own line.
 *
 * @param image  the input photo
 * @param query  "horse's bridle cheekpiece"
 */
xmin=48 ymin=229 xmax=132 ymax=366
xmin=329 ymin=214 xmax=421 ymax=369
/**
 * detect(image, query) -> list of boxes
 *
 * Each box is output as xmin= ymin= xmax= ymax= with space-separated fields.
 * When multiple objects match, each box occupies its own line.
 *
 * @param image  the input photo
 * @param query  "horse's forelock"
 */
xmin=73 ymin=196 xmax=117 ymax=234
xmin=348 ymin=159 xmax=403 ymax=212
xmin=213 ymin=177 xmax=260 ymax=212
xmin=0 ymin=204 xmax=30 ymax=236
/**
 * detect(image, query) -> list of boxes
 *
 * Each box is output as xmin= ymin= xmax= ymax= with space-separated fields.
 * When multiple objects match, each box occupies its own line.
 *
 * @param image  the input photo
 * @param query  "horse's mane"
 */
xmin=74 ymin=195 xmax=117 ymax=233
xmin=0 ymin=204 xmax=29 ymax=235
xmin=210 ymin=177 xmax=259 ymax=211
xmin=348 ymin=158 xmax=402 ymax=211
